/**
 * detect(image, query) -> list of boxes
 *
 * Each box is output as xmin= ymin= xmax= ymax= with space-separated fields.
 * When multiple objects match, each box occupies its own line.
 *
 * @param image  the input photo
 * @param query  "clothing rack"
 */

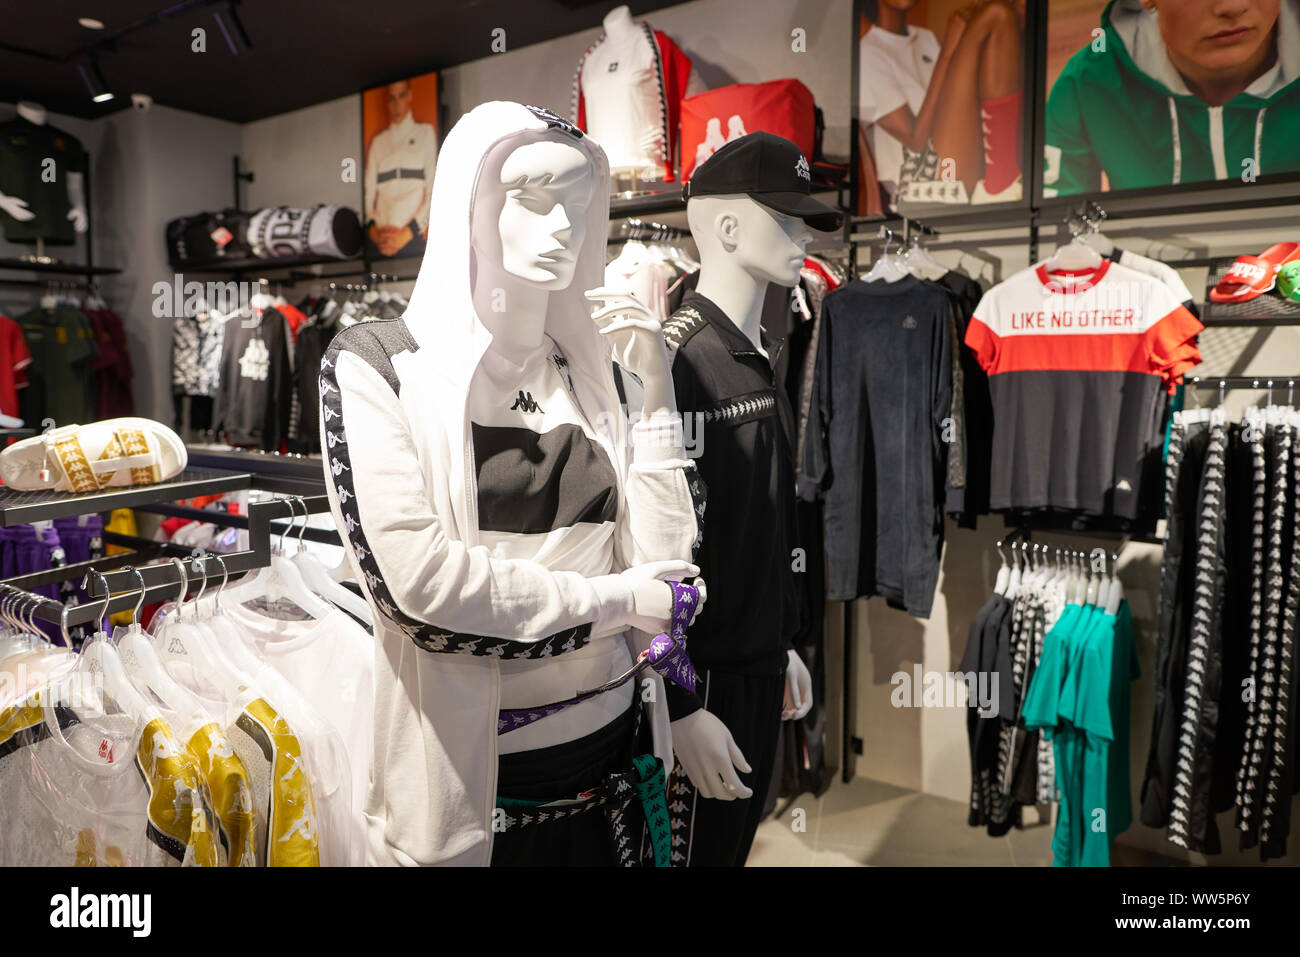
xmin=609 ymin=218 xmax=691 ymax=244
xmin=6 ymin=493 xmax=333 ymax=628
xmin=288 ymin=269 xmax=419 ymax=287
xmin=1185 ymin=376 xmax=1300 ymax=410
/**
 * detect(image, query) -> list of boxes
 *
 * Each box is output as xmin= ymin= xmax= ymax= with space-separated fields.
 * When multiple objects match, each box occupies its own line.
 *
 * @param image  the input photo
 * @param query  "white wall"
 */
xmin=242 ymin=96 xmax=361 ymax=211
xmin=93 ymin=105 xmax=243 ymax=421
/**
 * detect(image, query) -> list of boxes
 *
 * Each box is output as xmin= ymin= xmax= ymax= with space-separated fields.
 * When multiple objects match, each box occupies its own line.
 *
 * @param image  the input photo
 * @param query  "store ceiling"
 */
xmin=0 ymin=0 xmax=681 ymax=123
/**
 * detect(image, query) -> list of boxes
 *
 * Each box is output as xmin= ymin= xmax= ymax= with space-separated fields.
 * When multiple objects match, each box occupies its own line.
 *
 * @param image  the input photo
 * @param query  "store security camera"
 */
xmin=131 ymin=93 xmax=153 ymax=111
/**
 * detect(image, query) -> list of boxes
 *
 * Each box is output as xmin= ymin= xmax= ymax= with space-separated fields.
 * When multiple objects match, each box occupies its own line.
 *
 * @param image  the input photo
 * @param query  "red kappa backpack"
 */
xmin=680 ymin=79 xmax=817 ymax=181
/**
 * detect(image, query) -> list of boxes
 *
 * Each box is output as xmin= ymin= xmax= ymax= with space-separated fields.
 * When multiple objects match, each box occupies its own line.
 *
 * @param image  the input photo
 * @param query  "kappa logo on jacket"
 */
xmin=510 ymin=390 xmax=543 ymax=414
xmin=238 ymin=338 xmax=270 ymax=381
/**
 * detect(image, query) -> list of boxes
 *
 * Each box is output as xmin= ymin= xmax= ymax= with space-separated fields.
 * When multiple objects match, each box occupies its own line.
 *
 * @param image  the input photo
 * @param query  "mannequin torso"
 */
xmin=579 ymin=5 xmax=662 ymax=175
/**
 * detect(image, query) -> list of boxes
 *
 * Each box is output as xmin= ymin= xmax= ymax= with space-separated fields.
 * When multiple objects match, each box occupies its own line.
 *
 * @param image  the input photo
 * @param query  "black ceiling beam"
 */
xmin=0 ymin=0 xmax=225 ymax=66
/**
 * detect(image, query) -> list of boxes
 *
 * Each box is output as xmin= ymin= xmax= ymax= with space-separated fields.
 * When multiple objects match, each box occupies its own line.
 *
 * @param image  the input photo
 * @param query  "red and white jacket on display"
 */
xmin=572 ymin=23 xmax=695 ymax=182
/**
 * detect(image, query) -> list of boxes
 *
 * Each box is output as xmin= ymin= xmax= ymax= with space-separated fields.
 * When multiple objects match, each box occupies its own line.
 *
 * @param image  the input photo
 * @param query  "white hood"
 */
xmin=402 ymin=101 xmax=622 ymax=440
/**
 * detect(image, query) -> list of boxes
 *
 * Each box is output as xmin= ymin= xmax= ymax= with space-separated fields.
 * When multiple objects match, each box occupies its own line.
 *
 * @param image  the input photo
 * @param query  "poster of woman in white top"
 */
xmin=855 ymin=0 xmax=1027 ymax=215
xmin=362 ymin=72 xmax=440 ymax=261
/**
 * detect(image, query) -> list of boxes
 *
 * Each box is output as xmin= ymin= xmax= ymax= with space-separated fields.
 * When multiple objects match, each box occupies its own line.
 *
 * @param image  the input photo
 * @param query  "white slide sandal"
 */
xmin=0 ymin=418 xmax=188 ymax=492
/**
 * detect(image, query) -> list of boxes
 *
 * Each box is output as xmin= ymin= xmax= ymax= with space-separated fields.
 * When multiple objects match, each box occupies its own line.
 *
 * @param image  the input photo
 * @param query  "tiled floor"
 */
xmin=747 ymin=776 xmax=1183 ymax=867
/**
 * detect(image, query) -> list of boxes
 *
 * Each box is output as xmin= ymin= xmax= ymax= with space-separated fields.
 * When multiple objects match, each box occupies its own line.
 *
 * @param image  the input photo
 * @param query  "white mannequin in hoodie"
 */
xmin=319 ymin=102 xmax=743 ymax=866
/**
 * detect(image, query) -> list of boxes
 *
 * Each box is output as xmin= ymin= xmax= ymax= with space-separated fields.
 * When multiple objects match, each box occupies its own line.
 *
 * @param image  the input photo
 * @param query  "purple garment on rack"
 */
xmin=0 ymin=526 xmax=19 ymax=580
xmin=53 ymin=515 xmax=104 ymax=604
xmin=10 ymin=525 xmax=62 ymax=603
xmin=0 ymin=524 xmax=64 ymax=642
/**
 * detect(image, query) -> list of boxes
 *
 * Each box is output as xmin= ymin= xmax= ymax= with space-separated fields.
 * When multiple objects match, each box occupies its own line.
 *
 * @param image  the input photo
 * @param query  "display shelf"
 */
xmin=610 ymin=189 xmax=688 ymax=218
xmin=1200 ymin=257 xmax=1300 ymax=326
xmin=185 ymin=446 xmax=326 ymax=495
xmin=0 ymin=257 xmax=122 ymax=276
xmin=614 ymin=186 xmax=846 ymax=221
xmin=0 ymin=467 xmax=249 ymax=526
xmin=169 ymin=252 xmax=365 ymax=274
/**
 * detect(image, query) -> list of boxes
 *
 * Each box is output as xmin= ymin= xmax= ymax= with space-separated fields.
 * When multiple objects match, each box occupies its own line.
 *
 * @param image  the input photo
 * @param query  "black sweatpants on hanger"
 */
xmin=667 ymin=667 xmax=786 ymax=866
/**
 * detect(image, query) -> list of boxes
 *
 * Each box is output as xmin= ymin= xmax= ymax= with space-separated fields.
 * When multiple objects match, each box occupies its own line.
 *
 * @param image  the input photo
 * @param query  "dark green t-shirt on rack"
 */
xmin=14 ymin=304 xmax=98 ymax=427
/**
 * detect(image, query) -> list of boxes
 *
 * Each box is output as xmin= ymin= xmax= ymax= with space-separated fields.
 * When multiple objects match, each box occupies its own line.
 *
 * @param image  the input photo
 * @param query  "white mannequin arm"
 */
xmin=0 ymin=190 xmax=35 ymax=222
xmin=66 ymin=172 xmax=88 ymax=233
xmin=671 ymin=709 xmax=752 ymax=800
xmin=323 ymin=347 xmax=689 ymax=651
xmin=784 ymin=649 xmax=813 ymax=720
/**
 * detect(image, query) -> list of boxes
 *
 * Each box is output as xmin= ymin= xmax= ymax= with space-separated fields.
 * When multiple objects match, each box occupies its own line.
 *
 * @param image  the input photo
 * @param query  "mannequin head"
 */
xmin=604 ymin=4 xmax=635 ymax=32
xmin=470 ymin=134 xmax=596 ymax=360
xmin=687 ymin=194 xmax=812 ymax=289
xmin=16 ymin=102 xmax=46 ymax=125
xmin=493 ymin=140 xmax=593 ymax=288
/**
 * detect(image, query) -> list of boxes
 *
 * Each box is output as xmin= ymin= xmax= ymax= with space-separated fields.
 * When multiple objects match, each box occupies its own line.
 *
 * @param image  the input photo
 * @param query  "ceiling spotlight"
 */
xmin=212 ymin=2 xmax=252 ymax=54
xmin=78 ymin=17 xmax=105 ymax=30
xmin=77 ymin=60 xmax=114 ymax=103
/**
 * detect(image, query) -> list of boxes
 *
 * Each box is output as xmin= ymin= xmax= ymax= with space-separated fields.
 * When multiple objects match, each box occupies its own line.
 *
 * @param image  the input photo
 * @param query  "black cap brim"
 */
xmin=748 ymin=190 xmax=844 ymax=232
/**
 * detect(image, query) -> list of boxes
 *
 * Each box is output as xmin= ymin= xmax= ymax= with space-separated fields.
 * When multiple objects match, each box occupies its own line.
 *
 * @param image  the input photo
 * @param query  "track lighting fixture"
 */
xmin=77 ymin=59 xmax=114 ymax=103
xmin=212 ymin=1 xmax=253 ymax=55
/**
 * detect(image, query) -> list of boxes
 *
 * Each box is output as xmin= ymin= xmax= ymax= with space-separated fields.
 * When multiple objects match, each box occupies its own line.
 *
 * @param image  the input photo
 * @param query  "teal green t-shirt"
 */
xmin=1021 ymin=603 xmax=1081 ymax=736
xmin=1051 ymin=605 xmax=1107 ymax=867
xmin=1074 ymin=601 xmax=1139 ymax=866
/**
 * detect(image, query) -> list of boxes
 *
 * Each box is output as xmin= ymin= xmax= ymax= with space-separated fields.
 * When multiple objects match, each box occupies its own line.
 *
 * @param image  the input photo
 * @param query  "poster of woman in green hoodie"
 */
xmin=1044 ymin=0 xmax=1300 ymax=197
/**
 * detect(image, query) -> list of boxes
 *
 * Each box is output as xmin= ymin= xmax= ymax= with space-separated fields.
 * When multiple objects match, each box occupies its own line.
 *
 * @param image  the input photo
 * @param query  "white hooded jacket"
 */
xmin=318 ymin=101 xmax=698 ymax=866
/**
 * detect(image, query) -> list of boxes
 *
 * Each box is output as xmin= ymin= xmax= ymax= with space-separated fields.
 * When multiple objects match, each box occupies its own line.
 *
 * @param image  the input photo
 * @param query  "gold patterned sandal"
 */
xmin=0 ymin=418 xmax=187 ymax=492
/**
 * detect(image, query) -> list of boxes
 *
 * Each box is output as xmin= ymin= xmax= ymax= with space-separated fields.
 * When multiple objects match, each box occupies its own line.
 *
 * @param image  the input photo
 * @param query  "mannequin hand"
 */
xmin=783 ymin=649 xmax=813 ymax=721
xmin=67 ymin=206 xmax=88 ymax=233
xmin=621 ymin=560 xmax=698 ymax=633
xmin=0 ymin=194 xmax=35 ymax=222
xmin=585 ymin=288 xmax=673 ymax=410
xmin=671 ymin=709 xmax=752 ymax=800
xmin=637 ymin=127 xmax=667 ymax=164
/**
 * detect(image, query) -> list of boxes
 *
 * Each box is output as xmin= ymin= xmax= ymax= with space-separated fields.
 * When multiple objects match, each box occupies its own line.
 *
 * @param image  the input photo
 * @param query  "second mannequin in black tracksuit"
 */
xmin=661 ymin=133 xmax=841 ymax=865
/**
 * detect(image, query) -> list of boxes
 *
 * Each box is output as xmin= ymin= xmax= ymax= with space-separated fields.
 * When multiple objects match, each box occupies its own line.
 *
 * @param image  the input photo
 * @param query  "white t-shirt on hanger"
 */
xmin=223 ymin=602 xmax=374 ymax=853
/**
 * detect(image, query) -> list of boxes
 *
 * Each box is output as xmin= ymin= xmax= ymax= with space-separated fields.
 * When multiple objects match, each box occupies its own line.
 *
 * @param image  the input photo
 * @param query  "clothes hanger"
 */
xmin=221 ymin=499 xmax=334 ymax=620
xmin=861 ymin=228 xmax=910 ymax=283
xmin=1092 ymin=548 xmax=1112 ymax=608
xmin=1005 ymin=540 xmax=1024 ymax=600
xmin=902 ymin=233 xmax=946 ymax=280
xmin=152 ymin=559 xmax=252 ymax=704
xmin=1105 ymin=551 xmax=1123 ymax=615
xmin=993 ymin=540 xmax=1010 ymax=596
xmin=69 ymin=579 xmax=158 ymax=724
xmin=286 ymin=496 xmax=373 ymax=627
xmin=111 ymin=567 xmax=212 ymax=728
xmin=1085 ymin=551 xmax=1102 ymax=606
xmin=1043 ymin=210 xmax=1103 ymax=274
